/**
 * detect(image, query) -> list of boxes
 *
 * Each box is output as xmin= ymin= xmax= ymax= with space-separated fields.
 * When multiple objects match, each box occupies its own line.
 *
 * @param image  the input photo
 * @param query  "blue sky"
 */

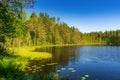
xmin=26 ymin=0 xmax=120 ymax=33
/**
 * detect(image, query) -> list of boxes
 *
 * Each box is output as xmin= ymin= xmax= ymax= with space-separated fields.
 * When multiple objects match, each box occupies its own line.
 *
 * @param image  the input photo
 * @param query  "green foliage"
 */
xmin=26 ymin=12 xmax=120 ymax=46
xmin=85 ymin=30 xmax=120 ymax=45
xmin=0 ymin=55 xmax=28 ymax=79
xmin=51 ymin=73 xmax=59 ymax=80
xmin=0 ymin=0 xmax=35 ymax=47
xmin=25 ymin=12 xmax=83 ymax=46
xmin=0 ymin=35 xmax=6 ymax=44
xmin=0 ymin=3 xmax=16 ymax=38
xmin=0 ymin=45 xmax=9 ymax=56
xmin=0 ymin=0 xmax=120 ymax=48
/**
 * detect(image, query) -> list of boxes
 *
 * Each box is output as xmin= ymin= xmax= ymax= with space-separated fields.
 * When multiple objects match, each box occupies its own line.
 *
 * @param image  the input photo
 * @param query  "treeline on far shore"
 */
xmin=0 ymin=10 xmax=120 ymax=47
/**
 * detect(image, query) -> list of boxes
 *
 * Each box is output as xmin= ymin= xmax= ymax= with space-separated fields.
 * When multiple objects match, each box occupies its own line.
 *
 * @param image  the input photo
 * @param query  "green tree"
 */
xmin=0 ymin=0 xmax=35 ymax=47
xmin=26 ymin=12 xmax=38 ymax=45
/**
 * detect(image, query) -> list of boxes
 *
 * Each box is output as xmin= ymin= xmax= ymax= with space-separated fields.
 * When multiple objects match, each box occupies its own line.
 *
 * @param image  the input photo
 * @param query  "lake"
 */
xmin=26 ymin=46 xmax=120 ymax=80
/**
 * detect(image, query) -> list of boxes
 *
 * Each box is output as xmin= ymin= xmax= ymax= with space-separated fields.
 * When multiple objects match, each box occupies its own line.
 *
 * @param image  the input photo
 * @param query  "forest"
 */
xmin=1 ymin=9 xmax=120 ymax=47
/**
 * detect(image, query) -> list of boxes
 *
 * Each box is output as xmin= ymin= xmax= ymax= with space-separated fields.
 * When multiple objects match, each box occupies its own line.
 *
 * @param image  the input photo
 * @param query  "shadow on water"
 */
xmin=26 ymin=46 xmax=120 ymax=80
xmin=0 ymin=46 xmax=119 ymax=80
xmin=26 ymin=46 xmax=81 ymax=79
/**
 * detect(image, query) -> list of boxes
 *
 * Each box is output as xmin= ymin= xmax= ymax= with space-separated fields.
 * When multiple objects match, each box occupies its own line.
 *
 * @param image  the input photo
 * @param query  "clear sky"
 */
xmin=26 ymin=0 xmax=120 ymax=33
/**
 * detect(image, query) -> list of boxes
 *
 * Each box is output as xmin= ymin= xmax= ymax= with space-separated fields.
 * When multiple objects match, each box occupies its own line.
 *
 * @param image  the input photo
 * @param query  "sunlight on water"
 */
xmin=25 ymin=46 xmax=120 ymax=80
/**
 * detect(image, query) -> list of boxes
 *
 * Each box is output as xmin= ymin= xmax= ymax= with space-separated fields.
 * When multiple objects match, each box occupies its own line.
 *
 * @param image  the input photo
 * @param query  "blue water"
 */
xmin=30 ymin=46 xmax=120 ymax=80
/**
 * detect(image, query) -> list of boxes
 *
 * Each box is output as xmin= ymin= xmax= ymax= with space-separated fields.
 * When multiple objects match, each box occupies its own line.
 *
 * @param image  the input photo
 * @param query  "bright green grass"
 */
xmin=12 ymin=46 xmax=52 ymax=60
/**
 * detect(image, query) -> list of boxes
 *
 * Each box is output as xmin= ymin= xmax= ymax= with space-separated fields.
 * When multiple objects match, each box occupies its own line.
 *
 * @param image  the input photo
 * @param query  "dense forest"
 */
xmin=0 ymin=0 xmax=120 ymax=48
xmin=23 ymin=12 xmax=120 ymax=46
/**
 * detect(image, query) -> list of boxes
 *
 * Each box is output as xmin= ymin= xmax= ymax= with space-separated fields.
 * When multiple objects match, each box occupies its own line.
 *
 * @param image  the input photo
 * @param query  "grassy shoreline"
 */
xmin=0 ymin=43 xmax=115 ymax=79
xmin=0 ymin=45 xmax=53 ymax=79
xmin=21 ymin=43 xmax=107 ymax=48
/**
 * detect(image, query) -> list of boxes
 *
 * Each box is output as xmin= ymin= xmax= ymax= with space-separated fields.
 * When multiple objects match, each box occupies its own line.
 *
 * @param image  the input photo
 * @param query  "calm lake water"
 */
xmin=26 ymin=46 xmax=120 ymax=80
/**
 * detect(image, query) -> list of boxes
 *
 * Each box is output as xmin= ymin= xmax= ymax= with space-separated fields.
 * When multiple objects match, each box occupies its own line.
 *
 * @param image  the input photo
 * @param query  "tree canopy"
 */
xmin=0 ymin=0 xmax=120 ymax=47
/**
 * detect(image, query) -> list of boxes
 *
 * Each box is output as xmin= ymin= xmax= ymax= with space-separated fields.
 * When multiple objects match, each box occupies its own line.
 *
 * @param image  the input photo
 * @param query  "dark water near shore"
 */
xmin=26 ymin=46 xmax=120 ymax=80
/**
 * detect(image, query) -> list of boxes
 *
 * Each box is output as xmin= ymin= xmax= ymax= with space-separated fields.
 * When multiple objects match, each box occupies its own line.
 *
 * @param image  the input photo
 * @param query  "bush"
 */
xmin=0 ymin=45 xmax=9 ymax=56
xmin=0 ymin=56 xmax=28 ymax=79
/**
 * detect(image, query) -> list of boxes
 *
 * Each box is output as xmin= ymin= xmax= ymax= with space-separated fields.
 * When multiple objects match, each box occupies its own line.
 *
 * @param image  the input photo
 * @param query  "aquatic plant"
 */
xmin=57 ymin=70 xmax=61 ymax=72
xmin=82 ymin=77 xmax=86 ymax=80
xmin=41 ymin=65 xmax=45 ymax=67
xmin=85 ymin=74 xmax=89 ymax=78
xmin=40 ymin=69 xmax=43 ymax=71
xmin=61 ymin=68 xmax=66 ymax=70
xmin=68 ymin=68 xmax=76 ymax=72
xmin=47 ymin=63 xmax=58 ymax=66
xmin=81 ymin=74 xmax=89 ymax=80
xmin=71 ymin=70 xmax=76 ymax=72
xmin=68 ymin=68 xmax=74 ymax=70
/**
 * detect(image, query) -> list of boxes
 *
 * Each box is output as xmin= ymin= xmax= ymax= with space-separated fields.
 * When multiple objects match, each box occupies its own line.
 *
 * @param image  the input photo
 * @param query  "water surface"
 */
xmin=26 ymin=46 xmax=120 ymax=80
